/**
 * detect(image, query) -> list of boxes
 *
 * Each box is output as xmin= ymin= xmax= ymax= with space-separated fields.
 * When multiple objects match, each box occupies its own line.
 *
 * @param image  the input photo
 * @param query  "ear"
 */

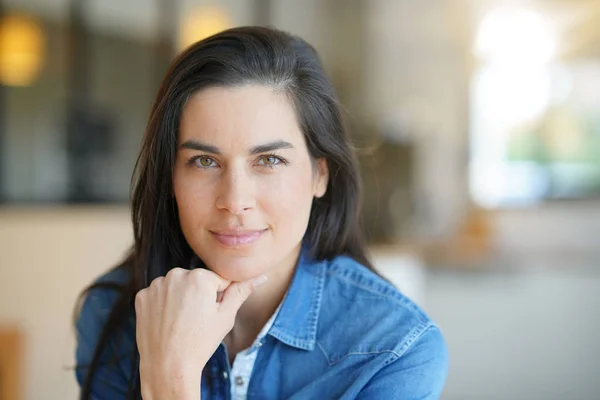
xmin=313 ymin=158 xmax=329 ymax=198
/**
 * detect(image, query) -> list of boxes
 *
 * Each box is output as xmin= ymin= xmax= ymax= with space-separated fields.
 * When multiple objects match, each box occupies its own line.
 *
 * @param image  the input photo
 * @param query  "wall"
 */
xmin=0 ymin=207 xmax=133 ymax=400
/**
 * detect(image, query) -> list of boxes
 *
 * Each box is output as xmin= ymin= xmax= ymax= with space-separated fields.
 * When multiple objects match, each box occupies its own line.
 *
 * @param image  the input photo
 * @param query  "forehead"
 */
xmin=179 ymin=85 xmax=304 ymax=146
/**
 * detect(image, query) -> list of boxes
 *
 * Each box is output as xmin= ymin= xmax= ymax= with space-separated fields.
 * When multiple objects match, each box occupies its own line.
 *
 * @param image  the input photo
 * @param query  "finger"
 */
xmin=212 ymin=273 xmax=233 ymax=292
xmin=134 ymin=293 xmax=148 ymax=355
xmin=166 ymin=267 xmax=186 ymax=277
xmin=219 ymin=275 xmax=267 ymax=316
xmin=190 ymin=268 xmax=232 ymax=292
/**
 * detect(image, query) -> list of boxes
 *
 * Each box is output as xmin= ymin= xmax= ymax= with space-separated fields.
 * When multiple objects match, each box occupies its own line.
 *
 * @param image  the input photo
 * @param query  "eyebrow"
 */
xmin=180 ymin=140 xmax=221 ymax=154
xmin=249 ymin=140 xmax=294 ymax=155
xmin=180 ymin=139 xmax=294 ymax=155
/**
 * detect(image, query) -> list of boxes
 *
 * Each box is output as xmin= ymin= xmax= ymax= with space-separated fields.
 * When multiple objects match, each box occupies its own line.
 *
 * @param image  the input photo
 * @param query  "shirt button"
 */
xmin=235 ymin=376 xmax=245 ymax=386
xmin=256 ymin=341 xmax=263 ymax=348
xmin=222 ymin=371 xmax=228 ymax=380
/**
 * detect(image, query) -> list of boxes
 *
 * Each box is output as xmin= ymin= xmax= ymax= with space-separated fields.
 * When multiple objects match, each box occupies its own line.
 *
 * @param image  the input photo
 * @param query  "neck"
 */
xmin=226 ymin=244 xmax=301 ymax=348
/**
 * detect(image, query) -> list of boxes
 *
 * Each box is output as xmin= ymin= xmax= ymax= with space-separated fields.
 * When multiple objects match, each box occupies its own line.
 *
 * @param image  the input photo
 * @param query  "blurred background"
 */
xmin=0 ymin=0 xmax=599 ymax=399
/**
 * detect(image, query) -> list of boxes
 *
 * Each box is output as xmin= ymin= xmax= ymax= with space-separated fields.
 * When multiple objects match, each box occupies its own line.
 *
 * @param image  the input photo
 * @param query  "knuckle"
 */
xmin=237 ymin=282 xmax=253 ymax=299
xmin=190 ymin=267 xmax=209 ymax=278
xmin=134 ymin=290 xmax=145 ymax=312
xmin=189 ymin=268 xmax=211 ymax=284
xmin=166 ymin=267 xmax=186 ymax=279
xmin=149 ymin=276 xmax=164 ymax=289
xmin=235 ymin=285 xmax=246 ymax=299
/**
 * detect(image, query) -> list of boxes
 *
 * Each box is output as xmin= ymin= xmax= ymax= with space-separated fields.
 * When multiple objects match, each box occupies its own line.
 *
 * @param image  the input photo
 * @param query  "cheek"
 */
xmin=173 ymin=172 xmax=214 ymax=230
xmin=259 ymin=169 xmax=315 ymax=228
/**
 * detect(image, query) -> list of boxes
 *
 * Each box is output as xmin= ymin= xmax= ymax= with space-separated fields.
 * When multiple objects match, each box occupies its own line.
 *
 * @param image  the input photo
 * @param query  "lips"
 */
xmin=210 ymin=228 xmax=267 ymax=248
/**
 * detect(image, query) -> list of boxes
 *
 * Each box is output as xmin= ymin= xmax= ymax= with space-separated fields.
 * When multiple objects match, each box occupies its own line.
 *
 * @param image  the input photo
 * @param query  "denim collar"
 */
xmin=267 ymin=248 xmax=326 ymax=351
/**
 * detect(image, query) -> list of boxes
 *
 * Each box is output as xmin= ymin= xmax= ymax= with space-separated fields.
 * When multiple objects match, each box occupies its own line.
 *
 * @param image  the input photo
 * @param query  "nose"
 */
xmin=215 ymin=168 xmax=256 ymax=215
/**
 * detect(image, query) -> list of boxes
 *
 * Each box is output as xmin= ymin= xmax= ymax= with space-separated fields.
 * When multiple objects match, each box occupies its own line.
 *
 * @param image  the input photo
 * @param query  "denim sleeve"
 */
xmin=75 ymin=287 xmax=133 ymax=399
xmin=356 ymin=326 xmax=449 ymax=400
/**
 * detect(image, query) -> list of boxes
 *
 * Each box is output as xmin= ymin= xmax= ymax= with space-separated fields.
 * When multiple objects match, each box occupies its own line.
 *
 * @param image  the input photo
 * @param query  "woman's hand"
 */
xmin=134 ymin=267 xmax=267 ymax=400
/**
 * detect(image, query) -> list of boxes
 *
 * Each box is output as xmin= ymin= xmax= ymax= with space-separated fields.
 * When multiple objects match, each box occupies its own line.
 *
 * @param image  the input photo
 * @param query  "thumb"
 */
xmin=219 ymin=275 xmax=268 ymax=317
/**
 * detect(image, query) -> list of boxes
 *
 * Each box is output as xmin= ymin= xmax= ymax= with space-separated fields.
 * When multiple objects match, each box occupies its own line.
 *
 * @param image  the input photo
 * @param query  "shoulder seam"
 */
xmin=325 ymin=269 xmax=400 ymax=301
xmin=393 ymin=323 xmax=439 ymax=359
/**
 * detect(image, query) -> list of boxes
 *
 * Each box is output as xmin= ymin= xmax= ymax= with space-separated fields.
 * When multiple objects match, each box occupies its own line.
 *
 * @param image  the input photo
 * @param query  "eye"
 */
xmin=257 ymin=155 xmax=284 ymax=166
xmin=192 ymin=155 xmax=217 ymax=168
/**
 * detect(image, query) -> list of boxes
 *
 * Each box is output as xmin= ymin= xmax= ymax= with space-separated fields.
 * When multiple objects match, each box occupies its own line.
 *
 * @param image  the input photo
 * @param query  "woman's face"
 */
xmin=173 ymin=85 xmax=328 ymax=282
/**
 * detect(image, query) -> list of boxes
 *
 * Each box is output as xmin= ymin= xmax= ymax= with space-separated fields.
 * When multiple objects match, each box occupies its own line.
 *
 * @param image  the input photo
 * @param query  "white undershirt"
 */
xmin=229 ymin=303 xmax=282 ymax=400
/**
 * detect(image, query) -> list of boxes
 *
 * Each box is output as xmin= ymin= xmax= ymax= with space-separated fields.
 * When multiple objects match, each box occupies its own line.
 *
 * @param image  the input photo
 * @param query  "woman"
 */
xmin=75 ymin=26 xmax=448 ymax=399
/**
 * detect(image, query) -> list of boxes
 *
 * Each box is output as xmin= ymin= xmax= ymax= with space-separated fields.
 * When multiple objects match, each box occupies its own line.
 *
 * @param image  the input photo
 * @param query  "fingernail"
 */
xmin=251 ymin=275 xmax=268 ymax=288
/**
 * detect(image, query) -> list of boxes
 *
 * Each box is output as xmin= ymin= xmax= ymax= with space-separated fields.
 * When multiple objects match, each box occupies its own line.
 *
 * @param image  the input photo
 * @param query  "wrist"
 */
xmin=140 ymin=369 xmax=201 ymax=400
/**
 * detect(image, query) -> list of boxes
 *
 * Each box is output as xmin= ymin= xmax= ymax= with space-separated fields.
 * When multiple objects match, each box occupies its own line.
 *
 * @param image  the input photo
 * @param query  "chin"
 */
xmin=203 ymin=253 xmax=268 ymax=282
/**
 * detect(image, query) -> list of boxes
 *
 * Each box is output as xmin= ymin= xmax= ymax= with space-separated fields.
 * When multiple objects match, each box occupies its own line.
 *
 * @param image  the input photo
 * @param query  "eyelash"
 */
xmin=187 ymin=154 xmax=288 ymax=169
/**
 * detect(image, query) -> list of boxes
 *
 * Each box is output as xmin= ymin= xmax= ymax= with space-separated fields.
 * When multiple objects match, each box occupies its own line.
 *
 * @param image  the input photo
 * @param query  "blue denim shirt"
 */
xmin=76 ymin=251 xmax=448 ymax=399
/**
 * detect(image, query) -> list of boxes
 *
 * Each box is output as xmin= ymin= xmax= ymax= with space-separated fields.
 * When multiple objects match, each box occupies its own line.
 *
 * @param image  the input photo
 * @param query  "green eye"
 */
xmin=195 ymin=156 xmax=216 ymax=168
xmin=259 ymin=155 xmax=280 ymax=165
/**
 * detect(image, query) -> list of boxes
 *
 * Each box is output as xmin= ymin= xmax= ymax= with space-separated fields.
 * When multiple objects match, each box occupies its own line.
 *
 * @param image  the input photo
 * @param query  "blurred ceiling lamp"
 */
xmin=475 ymin=7 xmax=556 ymax=66
xmin=178 ymin=6 xmax=231 ymax=51
xmin=0 ymin=13 xmax=45 ymax=87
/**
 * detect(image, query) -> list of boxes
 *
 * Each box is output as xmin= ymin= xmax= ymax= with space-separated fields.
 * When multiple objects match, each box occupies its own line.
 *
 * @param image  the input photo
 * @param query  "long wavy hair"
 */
xmin=77 ymin=26 xmax=376 ymax=399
